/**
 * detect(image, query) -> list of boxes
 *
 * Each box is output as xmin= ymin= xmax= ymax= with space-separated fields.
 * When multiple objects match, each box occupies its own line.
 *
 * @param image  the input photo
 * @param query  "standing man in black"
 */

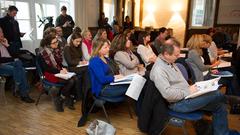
xmin=0 ymin=6 xmax=25 ymax=57
xmin=55 ymin=6 xmax=75 ymax=40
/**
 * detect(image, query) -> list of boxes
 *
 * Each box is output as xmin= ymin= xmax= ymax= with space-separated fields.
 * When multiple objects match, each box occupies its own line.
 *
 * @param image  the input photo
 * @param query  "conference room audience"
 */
xmin=55 ymin=6 xmax=75 ymax=39
xmin=92 ymin=28 xmax=109 ymax=45
xmin=39 ymin=34 xmax=80 ymax=112
xmin=0 ymin=27 xmax=34 ymax=103
xmin=110 ymin=34 xmax=145 ymax=76
xmin=153 ymin=27 xmax=168 ymax=55
xmin=137 ymin=31 xmax=157 ymax=70
xmin=81 ymin=29 xmax=93 ymax=61
xmin=185 ymin=34 xmax=220 ymax=82
xmin=88 ymin=38 xmax=128 ymax=97
xmin=63 ymin=32 xmax=90 ymax=100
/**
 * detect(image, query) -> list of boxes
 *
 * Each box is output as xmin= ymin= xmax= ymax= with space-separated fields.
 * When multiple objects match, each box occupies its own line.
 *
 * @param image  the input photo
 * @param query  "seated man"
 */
xmin=0 ymin=27 xmax=34 ymax=103
xmin=150 ymin=38 xmax=239 ymax=135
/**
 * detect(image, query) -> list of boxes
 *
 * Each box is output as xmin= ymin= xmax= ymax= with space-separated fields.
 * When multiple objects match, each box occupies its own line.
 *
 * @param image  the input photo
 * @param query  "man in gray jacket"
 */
xmin=150 ymin=38 xmax=239 ymax=135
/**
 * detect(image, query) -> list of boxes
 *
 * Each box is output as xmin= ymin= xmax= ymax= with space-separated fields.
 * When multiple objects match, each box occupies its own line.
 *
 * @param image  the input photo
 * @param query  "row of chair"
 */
xmin=34 ymin=47 xmax=204 ymax=135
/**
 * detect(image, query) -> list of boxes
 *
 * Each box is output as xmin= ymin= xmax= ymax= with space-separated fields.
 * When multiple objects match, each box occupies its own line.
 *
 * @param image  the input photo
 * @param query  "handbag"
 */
xmin=86 ymin=119 xmax=116 ymax=135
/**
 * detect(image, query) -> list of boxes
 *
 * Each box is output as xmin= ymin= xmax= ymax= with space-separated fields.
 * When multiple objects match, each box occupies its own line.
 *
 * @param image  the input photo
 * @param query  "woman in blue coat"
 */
xmin=88 ymin=39 xmax=128 ymax=97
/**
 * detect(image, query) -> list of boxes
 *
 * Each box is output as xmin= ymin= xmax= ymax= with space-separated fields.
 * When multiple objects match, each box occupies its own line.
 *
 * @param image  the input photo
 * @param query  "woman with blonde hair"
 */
xmin=110 ymin=34 xmax=145 ymax=76
xmin=81 ymin=29 xmax=93 ymax=61
xmin=186 ymin=34 xmax=220 ymax=82
xmin=88 ymin=38 xmax=128 ymax=97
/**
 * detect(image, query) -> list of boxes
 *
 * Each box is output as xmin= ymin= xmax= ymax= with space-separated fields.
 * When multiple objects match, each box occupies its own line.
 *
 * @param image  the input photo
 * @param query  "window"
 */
xmin=15 ymin=2 xmax=31 ymax=40
xmin=0 ymin=1 xmax=14 ymax=16
xmin=35 ymin=3 xmax=57 ymax=39
xmin=104 ymin=0 xmax=115 ymax=24
xmin=190 ymin=0 xmax=216 ymax=27
xmin=0 ymin=0 xmax=74 ymax=41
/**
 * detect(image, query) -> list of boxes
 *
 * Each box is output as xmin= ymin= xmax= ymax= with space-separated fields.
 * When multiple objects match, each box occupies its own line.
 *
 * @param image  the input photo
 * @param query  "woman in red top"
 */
xmin=39 ymin=34 xmax=80 ymax=112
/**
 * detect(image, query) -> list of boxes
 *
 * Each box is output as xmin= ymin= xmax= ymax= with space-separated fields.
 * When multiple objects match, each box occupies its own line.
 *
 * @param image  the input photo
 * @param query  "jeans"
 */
xmin=169 ymin=91 xmax=230 ymax=135
xmin=100 ymin=84 xmax=129 ymax=97
xmin=0 ymin=60 xmax=29 ymax=97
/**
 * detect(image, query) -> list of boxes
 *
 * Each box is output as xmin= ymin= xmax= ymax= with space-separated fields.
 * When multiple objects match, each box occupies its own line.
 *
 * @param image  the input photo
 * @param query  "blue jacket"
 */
xmin=88 ymin=56 xmax=114 ymax=96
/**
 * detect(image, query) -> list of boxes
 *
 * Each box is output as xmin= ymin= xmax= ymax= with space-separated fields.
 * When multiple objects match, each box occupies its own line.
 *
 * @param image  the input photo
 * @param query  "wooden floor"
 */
xmin=0 ymin=87 xmax=239 ymax=135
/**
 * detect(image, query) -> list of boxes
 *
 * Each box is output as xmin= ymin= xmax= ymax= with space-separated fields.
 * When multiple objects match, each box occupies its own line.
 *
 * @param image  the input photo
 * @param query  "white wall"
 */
xmin=75 ymin=0 xmax=99 ymax=29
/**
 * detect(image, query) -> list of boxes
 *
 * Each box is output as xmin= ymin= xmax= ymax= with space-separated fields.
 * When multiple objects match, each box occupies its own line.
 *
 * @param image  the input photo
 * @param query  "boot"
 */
xmin=65 ymin=96 xmax=75 ymax=110
xmin=54 ymin=96 xmax=64 ymax=112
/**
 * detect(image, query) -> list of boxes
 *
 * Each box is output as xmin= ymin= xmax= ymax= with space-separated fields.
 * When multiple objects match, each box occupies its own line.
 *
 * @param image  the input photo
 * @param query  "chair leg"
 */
xmin=101 ymin=104 xmax=111 ymax=123
xmin=182 ymin=125 xmax=188 ymax=135
xmin=126 ymin=99 xmax=133 ymax=119
xmin=35 ymin=91 xmax=45 ymax=106
xmin=158 ymin=120 xmax=170 ymax=135
xmin=88 ymin=101 xmax=96 ymax=114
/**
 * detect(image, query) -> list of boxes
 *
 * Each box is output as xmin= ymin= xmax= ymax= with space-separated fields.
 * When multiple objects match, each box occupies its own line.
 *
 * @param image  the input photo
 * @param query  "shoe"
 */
xmin=21 ymin=96 xmax=35 ymax=103
xmin=225 ymin=95 xmax=240 ymax=105
xmin=54 ymin=96 xmax=64 ymax=112
xmin=65 ymin=96 xmax=75 ymax=110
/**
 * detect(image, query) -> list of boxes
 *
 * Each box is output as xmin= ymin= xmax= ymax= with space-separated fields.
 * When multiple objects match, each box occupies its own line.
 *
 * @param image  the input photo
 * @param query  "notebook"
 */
xmin=185 ymin=77 xmax=221 ymax=99
xmin=55 ymin=72 xmax=76 ymax=80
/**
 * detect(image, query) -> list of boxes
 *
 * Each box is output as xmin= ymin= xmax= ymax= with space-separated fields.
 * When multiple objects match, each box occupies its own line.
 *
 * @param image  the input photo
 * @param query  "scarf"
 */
xmin=83 ymin=39 xmax=92 ymax=54
xmin=40 ymin=47 xmax=62 ymax=70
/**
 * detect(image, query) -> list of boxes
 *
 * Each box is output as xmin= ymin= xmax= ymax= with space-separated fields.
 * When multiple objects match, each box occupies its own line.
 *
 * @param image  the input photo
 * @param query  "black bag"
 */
xmin=18 ymin=50 xmax=36 ymax=67
xmin=194 ymin=119 xmax=213 ymax=135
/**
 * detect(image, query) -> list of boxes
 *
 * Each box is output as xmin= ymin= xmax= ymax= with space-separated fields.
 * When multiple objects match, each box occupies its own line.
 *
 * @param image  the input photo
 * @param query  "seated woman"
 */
xmin=185 ymin=34 xmax=220 ymax=82
xmin=39 ymin=34 xmax=80 ymax=112
xmin=110 ymin=34 xmax=145 ymax=76
xmin=63 ymin=32 xmax=90 ymax=100
xmin=0 ymin=27 xmax=34 ymax=103
xmin=81 ymin=29 xmax=93 ymax=61
xmin=137 ymin=31 xmax=157 ymax=70
xmin=92 ymin=28 xmax=109 ymax=45
xmin=88 ymin=39 xmax=128 ymax=97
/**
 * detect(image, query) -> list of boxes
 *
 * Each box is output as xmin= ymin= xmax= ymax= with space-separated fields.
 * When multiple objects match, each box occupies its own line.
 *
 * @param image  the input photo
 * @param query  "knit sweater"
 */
xmin=88 ymin=56 xmax=114 ymax=96
xmin=186 ymin=49 xmax=211 ymax=81
xmin=150 ymin=57 xmax=190 ymax=103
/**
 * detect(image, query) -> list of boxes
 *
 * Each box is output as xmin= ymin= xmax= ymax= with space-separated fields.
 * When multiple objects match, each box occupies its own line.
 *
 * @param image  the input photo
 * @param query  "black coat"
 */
xmin=0 ymin=14 xmax=22 ymax=47
xmin=137 ymin=80 xmax=169 ymax=135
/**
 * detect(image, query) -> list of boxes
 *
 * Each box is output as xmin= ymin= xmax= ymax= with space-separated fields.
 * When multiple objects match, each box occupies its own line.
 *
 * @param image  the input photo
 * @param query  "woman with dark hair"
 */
xmin=123 ymin=16 xmax=133 ymax=30
xmin=40 ymin=34 xmax=80 ymax=112
xmin=110 ymin=34 xmax=145 ymax=76
xmin=64 ymin=32 xmax=90 ymax=100
xmin=92 ymin=28 xmax=109 ymax=45
xmin=98 ymin=12 xmax=105 ymax=28
xmin=137 ymin=31 xmax=156 ymax=70
xmin=153 ymin=27 xmax=168 ymax=55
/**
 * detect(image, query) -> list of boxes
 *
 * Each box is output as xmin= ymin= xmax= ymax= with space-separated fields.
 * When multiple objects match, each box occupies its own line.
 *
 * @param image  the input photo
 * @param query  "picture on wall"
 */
xmin=217 ymin=0 xmax=240 ymax=24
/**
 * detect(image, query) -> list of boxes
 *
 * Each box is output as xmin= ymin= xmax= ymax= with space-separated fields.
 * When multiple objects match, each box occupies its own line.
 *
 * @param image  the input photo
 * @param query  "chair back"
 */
xmin=35 ymin=48 xmax=44 ymax=81
xmin=176 ymin=63 xmax=189 ymax=81
xmin=185 ymin=60 xmax=197 ymax=83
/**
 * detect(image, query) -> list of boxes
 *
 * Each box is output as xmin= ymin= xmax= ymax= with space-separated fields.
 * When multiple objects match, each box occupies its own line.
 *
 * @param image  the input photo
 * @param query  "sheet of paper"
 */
xmin=185 ymin=77 xmax=221 ymax=99
xmin=213 ymin=60 xmax=231 ymax=68
xmin=125 ymin=74 xmax=146 ymax=100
